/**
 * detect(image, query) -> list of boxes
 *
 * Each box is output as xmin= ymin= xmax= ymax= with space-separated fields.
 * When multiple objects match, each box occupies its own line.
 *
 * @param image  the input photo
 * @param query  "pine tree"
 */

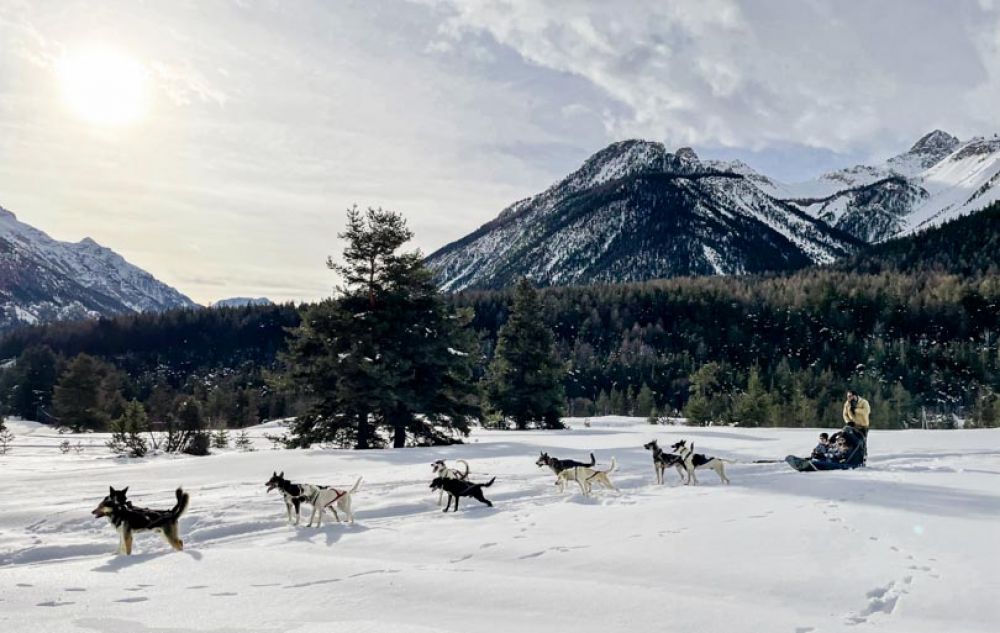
xmin=484 ymin=278 xmax=565 ymax=429
xmin=233 ymin=429 xmax=254 ymax=451
xmin=0 ymin=415 xmax=12 ymax=454
xmin=106 ymin=400 xmax=149 ymax=457
xmin=177 ymin=398 xmax=209 ymax=455
xmin=285 ymin=206 xmax=482 ymax=448
xmin=595 ymin=390 xmax=611 ymax=416
xmin=635 ymin=383 xmax=655 ymax=417
xmin=684 ymin=362 xmax=725 ymax=425
xmin=0 ymin=345 xmax=60 ymax=420
xmin=53 ymin=354 xmax=112 ymax=431
xmin=732 ymin=367 xmax=774 ymax=427
xmin=211 ymin=427 xmax=230 ymax=449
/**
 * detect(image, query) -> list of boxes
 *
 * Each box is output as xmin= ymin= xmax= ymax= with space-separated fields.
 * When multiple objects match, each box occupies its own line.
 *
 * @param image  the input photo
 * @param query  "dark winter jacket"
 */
xmin=811 ymin=442 xmax=833 ymax=461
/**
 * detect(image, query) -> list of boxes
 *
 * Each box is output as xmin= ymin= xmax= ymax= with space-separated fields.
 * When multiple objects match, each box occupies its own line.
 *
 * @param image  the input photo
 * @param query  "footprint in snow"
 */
xmin=847 ymin=581 xmax=901 ymax=624
xmin=116 ymin=597 xmax=149 ymax=603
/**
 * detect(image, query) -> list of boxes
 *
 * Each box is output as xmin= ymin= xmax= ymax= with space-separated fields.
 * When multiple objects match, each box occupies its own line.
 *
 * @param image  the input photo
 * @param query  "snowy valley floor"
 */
xmin=1 ymin=418 xmax=998 ymax=633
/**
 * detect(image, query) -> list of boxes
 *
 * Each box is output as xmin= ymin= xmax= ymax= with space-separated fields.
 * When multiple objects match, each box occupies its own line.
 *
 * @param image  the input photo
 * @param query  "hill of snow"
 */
xmin=1 ymin=418 xmax=997 ymax=632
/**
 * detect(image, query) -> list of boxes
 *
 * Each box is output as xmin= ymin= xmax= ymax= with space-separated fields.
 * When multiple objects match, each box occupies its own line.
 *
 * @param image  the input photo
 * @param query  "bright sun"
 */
xmin=56 ymin=47 xmax=150 ymax=127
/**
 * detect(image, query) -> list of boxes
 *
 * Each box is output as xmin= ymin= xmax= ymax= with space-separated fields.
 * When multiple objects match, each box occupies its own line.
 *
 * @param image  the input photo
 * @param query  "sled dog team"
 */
xmin=93 ymin=438 xmax=730 ymax=555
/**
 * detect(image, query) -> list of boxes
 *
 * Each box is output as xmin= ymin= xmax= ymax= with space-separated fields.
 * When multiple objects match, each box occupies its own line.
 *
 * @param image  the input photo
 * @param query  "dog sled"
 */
xmin=785 ymin=426 xmax=866 ymax=472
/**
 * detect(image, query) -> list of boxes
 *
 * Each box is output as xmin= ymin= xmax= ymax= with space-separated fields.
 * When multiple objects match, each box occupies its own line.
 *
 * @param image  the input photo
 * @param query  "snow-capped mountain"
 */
xmin=1 ymin=206 xmax=197 ymax=332
xmin=783 ymin=130 xmax=1000 ymax=242
xmin=427 ymin=131 xmax=1000 ymax=291
xmin=426 ymin=141 xmax=858 ymax=291
xmin=212 ymin=297 xmax=273 ymax=308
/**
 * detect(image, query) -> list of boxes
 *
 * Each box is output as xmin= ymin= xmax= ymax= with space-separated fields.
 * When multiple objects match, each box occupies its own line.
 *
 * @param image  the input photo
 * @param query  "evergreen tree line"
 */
xmin=454 ymin=269 xmax=1000 ymax=428
xmin=3 ymin=203 xmax=1000 ymax=437
xmin=0 ymin=305 xmax=302 ymax=434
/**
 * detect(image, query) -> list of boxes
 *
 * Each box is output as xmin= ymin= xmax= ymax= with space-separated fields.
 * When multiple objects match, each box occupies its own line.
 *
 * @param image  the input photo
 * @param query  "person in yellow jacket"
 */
xmin=843 ymin=390 xmax=870 ymax=465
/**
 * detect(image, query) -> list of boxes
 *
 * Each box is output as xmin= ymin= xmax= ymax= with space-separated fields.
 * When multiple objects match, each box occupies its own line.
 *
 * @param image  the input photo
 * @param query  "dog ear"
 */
xmin=279 ymin=471 xmax=284 ymax=478
xmin=122 ymin=486 xmax=129 ymax=495
xmin=109 ymin=486 xmax=115 ymax=495
xmin=272 ymin=471 xmax=277 ymax=477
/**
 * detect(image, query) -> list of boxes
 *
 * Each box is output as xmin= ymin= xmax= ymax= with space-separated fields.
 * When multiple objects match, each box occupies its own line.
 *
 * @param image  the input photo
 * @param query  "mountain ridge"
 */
xmin=427 ymin=131 xmax=1000 ymax=291
xmin=1 ymin=206 xmax=197 ymax=332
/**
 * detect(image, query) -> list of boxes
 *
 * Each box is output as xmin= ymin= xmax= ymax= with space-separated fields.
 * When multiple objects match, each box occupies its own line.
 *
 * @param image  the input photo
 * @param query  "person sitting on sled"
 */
xmin=826 ymin=434 xmax=851 ymax=463
xmin=810 ymin=433 xmax=833 ymax=461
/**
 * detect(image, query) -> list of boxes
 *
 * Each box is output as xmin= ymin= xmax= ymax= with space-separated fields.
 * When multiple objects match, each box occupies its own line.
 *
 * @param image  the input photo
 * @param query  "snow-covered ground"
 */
xmin=1 ymin=417 xmax=998 ymax=633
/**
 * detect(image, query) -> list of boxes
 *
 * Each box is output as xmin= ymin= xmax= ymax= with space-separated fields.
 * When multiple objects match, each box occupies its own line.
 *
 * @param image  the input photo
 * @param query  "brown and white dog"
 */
xmin=91 ymin=486 xmax=189 ymax=555
xmin=553 ymin=457 xmax=618 ymax=496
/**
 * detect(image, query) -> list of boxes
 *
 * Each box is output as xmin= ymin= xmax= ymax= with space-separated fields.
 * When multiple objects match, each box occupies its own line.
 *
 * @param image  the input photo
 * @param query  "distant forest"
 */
xmin=2 ymin=202 xmax=1000 ymax=431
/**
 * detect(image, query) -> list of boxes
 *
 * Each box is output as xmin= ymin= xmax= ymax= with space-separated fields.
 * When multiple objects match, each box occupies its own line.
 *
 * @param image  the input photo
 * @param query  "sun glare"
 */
xmin=56 ymin=47 xmax=150 ymax=127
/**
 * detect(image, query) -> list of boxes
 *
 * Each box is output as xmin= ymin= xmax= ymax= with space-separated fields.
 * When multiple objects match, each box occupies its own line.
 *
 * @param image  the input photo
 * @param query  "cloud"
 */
xmin=3 ymin=0 xmax=1000 ymax=304
xmin=419 ymin=0 xmax=1000 ymax=156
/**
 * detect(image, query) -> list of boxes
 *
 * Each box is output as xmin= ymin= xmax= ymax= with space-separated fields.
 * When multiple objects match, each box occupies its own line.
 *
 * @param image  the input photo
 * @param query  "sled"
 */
xmin=785 ymin=426 xmax=866 ymax=472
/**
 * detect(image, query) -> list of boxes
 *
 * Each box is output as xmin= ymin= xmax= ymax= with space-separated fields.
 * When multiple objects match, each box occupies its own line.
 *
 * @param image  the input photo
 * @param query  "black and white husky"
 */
xmin=265 ymin=471 xmax=362 ymax=527
xmin=431 ymin=459 xmax=469 ymax=506
xmin=535 ymin=451 xmax=595 ymax=474
xmin=91 ymin=486 xmax=189 ymax=555
xmin=643 ymin=439 xmax=686 ymax=484
xmin=671 ymin=440 xmax=732 ymax=485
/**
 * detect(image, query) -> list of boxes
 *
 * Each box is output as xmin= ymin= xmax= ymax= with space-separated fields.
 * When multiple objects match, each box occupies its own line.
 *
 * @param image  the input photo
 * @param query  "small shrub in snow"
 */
xmin=211 ymin=428 xmax=230 ymax=449
xmin=0 ymin=419 xmax=13 ymax=455
xmin=183 ymin=433 xmax=211 ymax=456
xmin=59 ymin=440 xmax=72 ymax=454
xmin=106 ymin=401 xmax=149 ymax=458
xmin=233 ymin=429 xmax=254 ymax=452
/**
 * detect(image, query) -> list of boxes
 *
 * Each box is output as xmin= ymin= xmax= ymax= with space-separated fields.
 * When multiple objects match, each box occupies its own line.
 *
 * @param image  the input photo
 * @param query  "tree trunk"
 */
xmin=355 ymin=412 xmax=372 ymax=450
xmin=393 ymin=422 xmax=406 ymax=448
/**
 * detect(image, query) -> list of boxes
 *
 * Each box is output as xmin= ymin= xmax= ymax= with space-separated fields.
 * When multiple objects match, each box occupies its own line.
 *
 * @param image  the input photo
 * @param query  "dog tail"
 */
xmin=456 ymin=459 xmax=470 ymax=479
xmin=588 ymin=452 xmax=595 ymax=467
xmin=605 ymin=456 xmax=617 ymax=474
xmin=482 ymin=477 xmax=496 ymax=488
xmin=171 ymin=488 xmax=190 ymax=519
xmin=350 ymin=477 xmax=363 ymax=493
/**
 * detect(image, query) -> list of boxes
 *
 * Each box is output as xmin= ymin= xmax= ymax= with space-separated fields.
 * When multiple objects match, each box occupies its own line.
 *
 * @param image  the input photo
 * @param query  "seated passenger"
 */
xmin=827 ymin=435 xmax=851 ymax=463
xmin=810 ymin=433 xmax=832 ymax=461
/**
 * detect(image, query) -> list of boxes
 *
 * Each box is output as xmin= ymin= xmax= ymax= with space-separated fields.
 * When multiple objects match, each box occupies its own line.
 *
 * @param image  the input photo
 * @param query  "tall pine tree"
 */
xmin=485 ymin=278 xmax=565 ymax=429
xmin=285 ymin=206 xmax=481 ymax=448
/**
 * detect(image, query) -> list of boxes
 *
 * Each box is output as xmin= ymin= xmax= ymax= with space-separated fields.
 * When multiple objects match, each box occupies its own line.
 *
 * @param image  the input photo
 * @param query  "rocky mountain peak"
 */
xmin=909 ymin=129 xmax=959 ymax=155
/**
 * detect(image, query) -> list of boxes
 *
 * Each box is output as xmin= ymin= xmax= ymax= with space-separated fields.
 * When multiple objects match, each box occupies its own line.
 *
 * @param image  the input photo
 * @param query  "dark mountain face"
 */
xmin=426 ymin=141 xmax=857 ymax=291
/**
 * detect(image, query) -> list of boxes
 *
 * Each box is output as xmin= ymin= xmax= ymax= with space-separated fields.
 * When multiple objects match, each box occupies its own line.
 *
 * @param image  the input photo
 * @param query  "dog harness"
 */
xmin=310 ymin=487 xmax=348 ymax=508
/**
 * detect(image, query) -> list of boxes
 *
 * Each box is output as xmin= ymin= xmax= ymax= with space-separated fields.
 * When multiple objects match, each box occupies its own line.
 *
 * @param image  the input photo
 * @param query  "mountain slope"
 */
xmin=426 ymin=141 xmax=857 ymax=291
xmin=0 ymin=206 xmax=197 ymax=332
xmin=839 ymin=200 xmax=1000 ymax=277
xmin=785 ymin=131 xmax=999 ymax=242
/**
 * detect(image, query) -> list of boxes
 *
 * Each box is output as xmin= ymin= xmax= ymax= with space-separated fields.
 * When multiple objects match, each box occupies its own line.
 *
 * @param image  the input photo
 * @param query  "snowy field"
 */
xmin=1 ymin=417 xmax=999 ymax=633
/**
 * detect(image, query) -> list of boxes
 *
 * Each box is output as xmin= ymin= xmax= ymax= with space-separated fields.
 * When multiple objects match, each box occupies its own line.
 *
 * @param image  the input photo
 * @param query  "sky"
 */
xmin=1 ymin=0 xmax=999 ymax=304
